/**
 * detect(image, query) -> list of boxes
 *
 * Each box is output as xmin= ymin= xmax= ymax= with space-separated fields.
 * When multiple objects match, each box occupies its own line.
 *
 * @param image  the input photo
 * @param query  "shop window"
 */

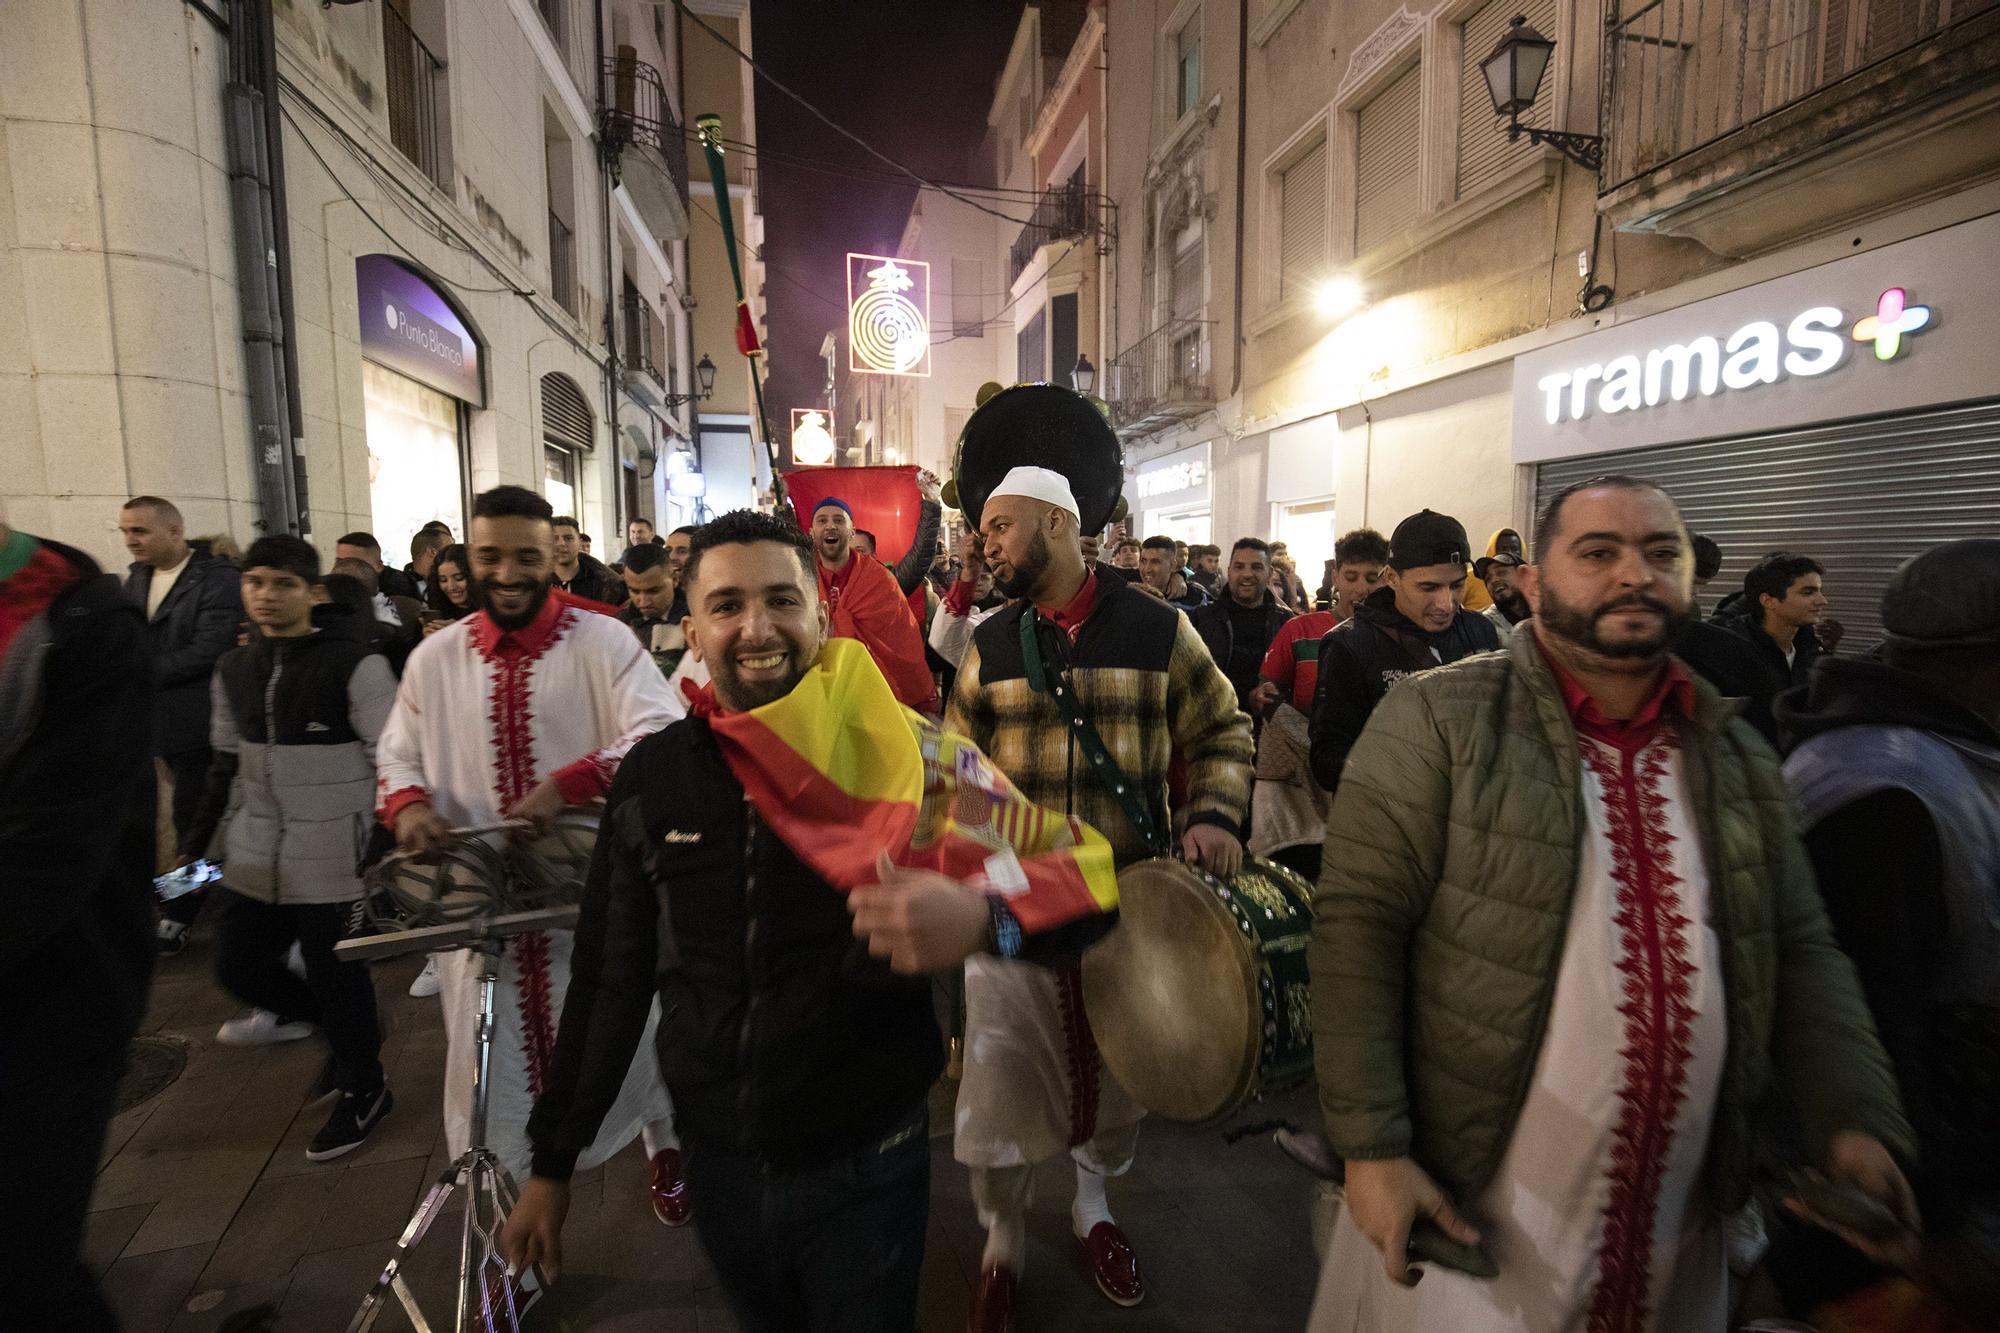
xmin=1277 ymin=136 xmax=1328 ymax=301
xmin=1457 ymin=0 xmax=1556 ymax=199
xmin=1354 ymin=63 xmax=1422 ymax=254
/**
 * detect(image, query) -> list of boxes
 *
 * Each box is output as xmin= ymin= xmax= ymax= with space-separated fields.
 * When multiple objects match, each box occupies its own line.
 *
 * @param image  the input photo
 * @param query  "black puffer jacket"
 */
xmin=552 ymin=553 xmax=627 ymax=607
xmin=125 ymin=542 xmax=243 ymax=754
xmin=528 ymin=718 xmax=944 ymax=1176
xmin=1308 ymin=584 xmax=1500 ymax=792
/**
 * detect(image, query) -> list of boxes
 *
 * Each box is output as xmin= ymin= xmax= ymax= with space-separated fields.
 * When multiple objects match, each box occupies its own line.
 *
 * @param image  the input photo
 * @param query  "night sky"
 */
xmin=739 ymin=0 xmax=1025 ymax=428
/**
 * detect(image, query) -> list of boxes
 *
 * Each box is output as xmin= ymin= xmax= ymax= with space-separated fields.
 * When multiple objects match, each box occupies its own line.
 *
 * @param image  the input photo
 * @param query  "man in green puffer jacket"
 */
xmin=1307 ymin=475 xmax=1916 ymax=1331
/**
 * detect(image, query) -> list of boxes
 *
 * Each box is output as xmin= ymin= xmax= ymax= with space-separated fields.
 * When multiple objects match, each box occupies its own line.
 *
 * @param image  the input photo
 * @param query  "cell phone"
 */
xmin=154 ymin=859 xmax=222 ymax=901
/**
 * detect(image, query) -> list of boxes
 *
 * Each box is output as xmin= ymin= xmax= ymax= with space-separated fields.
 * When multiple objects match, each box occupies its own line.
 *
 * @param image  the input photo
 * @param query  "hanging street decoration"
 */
xmin=847 ymin=253 xmax=932 ymax=377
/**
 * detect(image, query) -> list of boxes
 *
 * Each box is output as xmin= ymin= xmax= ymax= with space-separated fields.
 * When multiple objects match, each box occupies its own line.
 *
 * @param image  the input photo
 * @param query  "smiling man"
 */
xmin=374 ymin=484 xmax=686 ymax=1251
xmin=1308 ymin=510 xmax=1500 ymax=794
xmin=806 ymin=495 xmax=934 ymax=711
xmin=1308 ymin=475 xmax=1915 ymax=1332
xmin=504 ymin=509 xmax=1119 ymax=1332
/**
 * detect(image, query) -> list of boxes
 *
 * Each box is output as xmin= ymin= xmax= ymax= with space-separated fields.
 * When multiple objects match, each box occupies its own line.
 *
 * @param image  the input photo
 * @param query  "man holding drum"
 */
xmin=948 ymin=450 xmax=1254 ymax=1328
xmin=1308 ymin=475 xmax=1916 ymax=1330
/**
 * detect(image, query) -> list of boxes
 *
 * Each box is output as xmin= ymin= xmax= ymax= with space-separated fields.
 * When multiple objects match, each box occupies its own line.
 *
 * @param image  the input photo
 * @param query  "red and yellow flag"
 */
xmin=708 ymin=638 xmax=1118 ymax=933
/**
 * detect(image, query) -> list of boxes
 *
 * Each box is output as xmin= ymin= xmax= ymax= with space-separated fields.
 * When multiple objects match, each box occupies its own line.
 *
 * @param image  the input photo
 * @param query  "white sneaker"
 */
xmin=216 ymin=1009 xmax=315 ymax=1046
xmin=408 ymin=956 xmax=442 ymax=998
xmin=285 ymin=941 xmax=307 ymax=979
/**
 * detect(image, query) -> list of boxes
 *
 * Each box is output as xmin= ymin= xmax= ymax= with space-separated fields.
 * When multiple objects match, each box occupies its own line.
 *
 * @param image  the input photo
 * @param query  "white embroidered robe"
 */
xmin=376 ymin=597 xmax=678 ymax=1180
xmin=1312 ymin=732 xmax=1730 ymax=1333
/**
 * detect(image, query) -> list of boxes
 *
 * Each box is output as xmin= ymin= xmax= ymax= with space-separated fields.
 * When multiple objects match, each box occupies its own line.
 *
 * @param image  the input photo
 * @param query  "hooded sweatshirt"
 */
xmin=1459 ymin=527 xmax=1521 ymax=614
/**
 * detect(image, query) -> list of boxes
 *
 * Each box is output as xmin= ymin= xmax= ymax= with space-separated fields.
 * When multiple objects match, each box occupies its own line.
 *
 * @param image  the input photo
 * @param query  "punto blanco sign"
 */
xmin=1511 ymin=213 xmax=1998 ymax=465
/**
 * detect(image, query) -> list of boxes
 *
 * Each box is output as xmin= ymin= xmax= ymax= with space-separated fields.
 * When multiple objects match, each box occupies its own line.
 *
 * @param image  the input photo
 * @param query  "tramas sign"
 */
xmin=847 ymin=253 xmax=931 ymax=377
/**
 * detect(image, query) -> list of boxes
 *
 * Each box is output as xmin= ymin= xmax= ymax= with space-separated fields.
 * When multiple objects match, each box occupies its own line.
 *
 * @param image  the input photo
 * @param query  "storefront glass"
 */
xmin=362 ymin=360 xmax=464 ymax=564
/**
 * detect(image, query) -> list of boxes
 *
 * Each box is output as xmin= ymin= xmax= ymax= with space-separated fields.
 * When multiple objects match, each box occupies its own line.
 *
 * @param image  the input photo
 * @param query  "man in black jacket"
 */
xmin=1309 ymin=509 xmax=1500 ymax=793
xmin=2 ymin=521 xmax=157 ymax=1330
xmin=1720 ymin=550 xmax=1829 ymax=687
xmin=548 ymin=514 xmax=626 ymax=605
xmin=121 ymin=495 xmax=244 ymax=952
xmin=503 ymin=511 xmax=1115 ymax=1332
xmin=1191 ymin=537 xmax=1293 ymax=714
xmin=334 ymin=530 xmax=420 ymax=600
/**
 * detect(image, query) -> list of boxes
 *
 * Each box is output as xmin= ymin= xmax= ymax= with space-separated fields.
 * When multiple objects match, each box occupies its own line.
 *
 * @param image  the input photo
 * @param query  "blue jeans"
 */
xmin=686 ymin=1105 xmax=930 ymax=1333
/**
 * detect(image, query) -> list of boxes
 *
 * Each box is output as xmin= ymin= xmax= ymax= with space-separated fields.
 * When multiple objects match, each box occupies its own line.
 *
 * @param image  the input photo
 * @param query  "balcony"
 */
xmin=621 ymin=289 xmax=666 ymax=388
xmin=1007 ymin=183 xmax=1089 ymax=284
xmin=1599 ymin=0 xmax=2000 ymax=255
xmin=548 ymin=210 xmax=577 ymax=317
xmin=600 ymin=53 xmax=690 ymax=243
xmin=1106 ymin=318 xmax=1214 ymax=438
xmin=382 ymin=4 xmax=446 ymax=189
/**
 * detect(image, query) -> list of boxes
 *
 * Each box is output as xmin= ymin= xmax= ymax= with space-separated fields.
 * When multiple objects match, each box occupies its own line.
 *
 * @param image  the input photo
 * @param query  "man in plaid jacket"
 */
xmin=945 ymin=466 xmax=1253 ymax=1328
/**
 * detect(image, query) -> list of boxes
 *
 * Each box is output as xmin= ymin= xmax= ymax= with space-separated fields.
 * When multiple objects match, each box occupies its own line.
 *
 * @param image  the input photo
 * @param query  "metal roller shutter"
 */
xmin=1279 ymin=136 xmax=1328 ymax=300
xmin=1532 ymin=398 xmax=2000 ymax=649
xmin=1355 ymin=64 xmax=1422 ymax=255
xmin=1457 ymin=0 xmax=1557 ymax=199
xmin=540 ymin=372 xmax=594 ymax=452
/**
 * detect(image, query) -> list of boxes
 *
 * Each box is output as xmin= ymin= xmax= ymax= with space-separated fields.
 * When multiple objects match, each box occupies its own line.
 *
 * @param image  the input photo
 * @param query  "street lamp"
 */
xmin=662 ymin=353 xmax=718 ymax=409
xmin=1480 ymin=15 xmax=1603 ymax=173
xmin=1315 ymin=275 xmax=1364 ymax=318
xmin=1072 ymin=354 xmax=1097 ymax=395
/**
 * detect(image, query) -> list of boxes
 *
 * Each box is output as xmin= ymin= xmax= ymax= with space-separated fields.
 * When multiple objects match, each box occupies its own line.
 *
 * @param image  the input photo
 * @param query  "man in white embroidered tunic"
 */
xmin=1308 ymin=475 xmax=1918 ymax=1332
xmin=377 ymin=485 xmax=689 ymax=1227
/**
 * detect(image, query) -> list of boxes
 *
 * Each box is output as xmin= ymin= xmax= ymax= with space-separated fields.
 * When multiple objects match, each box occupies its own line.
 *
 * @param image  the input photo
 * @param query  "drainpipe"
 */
xmin=595 ymin=0 xmax=623 ymax=534
xmin=224 ymin=0 xmax=301 ymax=536
xmin=1229 ymin=0 xmax=1248 ymax=397
xmin=255 ymin=0 xmax=309 ymax=534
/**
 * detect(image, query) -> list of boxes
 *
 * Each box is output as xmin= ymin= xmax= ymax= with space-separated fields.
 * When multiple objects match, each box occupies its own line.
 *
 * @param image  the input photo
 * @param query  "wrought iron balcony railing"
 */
xmin=1602 ymin=0 xmax=1999 ymax=189
xmin=1106 ymin=318 xmax=1213 ymax=434
xmin=1007 ymin=183 xmax=1090 ymax=283
xmin=621 ymin=290 xmax=664 ymax=383
xmin=600 ymin=55 xmax=690 ymax=216
xmin=548 ymin=210 xmax=576 ymax=317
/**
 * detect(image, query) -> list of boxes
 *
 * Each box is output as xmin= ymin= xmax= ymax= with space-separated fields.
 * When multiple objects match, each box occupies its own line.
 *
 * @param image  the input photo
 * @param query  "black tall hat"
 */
xmin=947 ymin=383 xmax=1126 ymax=534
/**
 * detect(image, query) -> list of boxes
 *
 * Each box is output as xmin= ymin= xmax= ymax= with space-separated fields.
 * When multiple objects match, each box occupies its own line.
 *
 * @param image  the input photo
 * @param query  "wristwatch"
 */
xmin=987 ymin=896 xmax=1023 ymax=959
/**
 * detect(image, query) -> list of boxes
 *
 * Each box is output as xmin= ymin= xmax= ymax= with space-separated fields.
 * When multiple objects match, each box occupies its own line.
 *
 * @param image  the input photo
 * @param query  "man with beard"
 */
xmin=948 ymin=466 xmax=1253 ymax=1326
xmin=1307 ymin=475 xmax=1915 ymax=1331
xmin=1308 ymin=510 xmax=1500 ymax=794
xmin=1474 ymin=549 xmax=1531 ymax=643
xmin=806 ymin=495 xmax=935 ymax=710
xmin=376 ymin=485 xmax=690 ymax=1257
xmin=502 ymin=510 xmax=1121 ymax=1331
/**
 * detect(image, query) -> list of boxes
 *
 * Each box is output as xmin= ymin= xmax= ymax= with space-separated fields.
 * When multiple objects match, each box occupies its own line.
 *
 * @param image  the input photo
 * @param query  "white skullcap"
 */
xmin=987 ymin=465 xmax=1079 ymax=519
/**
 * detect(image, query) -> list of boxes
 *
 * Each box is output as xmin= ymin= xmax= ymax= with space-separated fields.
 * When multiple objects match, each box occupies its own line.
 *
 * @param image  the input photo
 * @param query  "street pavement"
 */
xmin=90 ymin=926 xmax=1323 ymax=1331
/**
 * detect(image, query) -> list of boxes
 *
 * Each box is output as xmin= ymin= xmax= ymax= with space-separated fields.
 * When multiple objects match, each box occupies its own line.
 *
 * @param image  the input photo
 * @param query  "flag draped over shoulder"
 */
xmin=821 ymin=552 xmax=936 ymax=713
xmin=708 ymin=638 xmax=1119 ymax=934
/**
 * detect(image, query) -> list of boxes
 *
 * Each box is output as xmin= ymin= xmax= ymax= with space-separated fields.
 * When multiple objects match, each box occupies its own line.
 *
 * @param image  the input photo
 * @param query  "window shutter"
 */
xmin=1457 ymin=0 xmax=1557 ymax=199
xmin=1171 ymin=233 xmax=1205 ymax=322
xmin=540 ymin=372 xmax=594 ymax=451
xmin=1354 ymin=63 xmax=1422 ymax=254
xmin=1278 ymin=137 xmax=1328 ymax=301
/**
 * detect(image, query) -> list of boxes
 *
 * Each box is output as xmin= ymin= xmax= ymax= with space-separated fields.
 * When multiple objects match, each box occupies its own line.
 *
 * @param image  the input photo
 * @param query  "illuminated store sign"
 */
xmin=846 ymin=254 xmax=931 ymax=377
xmin=1534 ymin=288 xmax=1931 ymax=425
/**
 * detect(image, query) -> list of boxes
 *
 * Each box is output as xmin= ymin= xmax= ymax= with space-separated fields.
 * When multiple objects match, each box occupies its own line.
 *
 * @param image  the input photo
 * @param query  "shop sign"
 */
xmin=1134 ymin=442 xmax=1211 ymax=502
xmin=355 ymin=254 xmax=484 ymax=406
xmin=1511 ymin=213 xmax=2000 ymax=464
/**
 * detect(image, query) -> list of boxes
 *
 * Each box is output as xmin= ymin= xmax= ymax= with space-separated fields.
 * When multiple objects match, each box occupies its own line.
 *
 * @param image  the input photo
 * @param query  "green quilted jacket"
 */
xmin=1310 ymin=627 xmax=1913 ymax=1212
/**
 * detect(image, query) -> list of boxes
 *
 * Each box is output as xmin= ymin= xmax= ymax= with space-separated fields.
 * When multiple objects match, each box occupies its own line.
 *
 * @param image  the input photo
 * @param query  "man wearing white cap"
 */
xmin=946 ymin=465 xmax=1254 ymax=1330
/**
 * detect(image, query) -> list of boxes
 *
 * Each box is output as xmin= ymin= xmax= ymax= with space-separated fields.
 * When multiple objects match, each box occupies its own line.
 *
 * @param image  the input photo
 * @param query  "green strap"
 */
xmin=1018 ymin=611 xmax=1167 ymax=857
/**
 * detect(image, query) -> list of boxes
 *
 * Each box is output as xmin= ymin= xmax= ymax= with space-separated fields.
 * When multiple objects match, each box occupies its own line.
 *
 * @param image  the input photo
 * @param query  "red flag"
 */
xmin=735 ymin=302 xmax=763 ymax=358
xmin=783 ymin=465 xmax=921 ymax=565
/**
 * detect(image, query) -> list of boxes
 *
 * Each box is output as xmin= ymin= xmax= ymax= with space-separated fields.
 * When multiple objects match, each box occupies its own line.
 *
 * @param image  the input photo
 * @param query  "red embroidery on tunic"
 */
xmin=1580 ymin=738 xmax=1698 ymax=1333
xmin=513 ymin=930 xmax=557 ymax=1095
xmin=1055 ymin=964 xmax=1102 ymax=1147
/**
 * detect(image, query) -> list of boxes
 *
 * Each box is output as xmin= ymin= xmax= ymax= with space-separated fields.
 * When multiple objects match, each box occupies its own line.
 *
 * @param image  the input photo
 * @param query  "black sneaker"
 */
xmin=307 ymin=1085 xmax=393 ymax=1162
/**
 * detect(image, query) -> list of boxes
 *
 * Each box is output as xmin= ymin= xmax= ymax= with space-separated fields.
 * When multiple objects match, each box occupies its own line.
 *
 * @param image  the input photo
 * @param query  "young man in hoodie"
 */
xmin=1771 ymin=538 xmax=2000 ymax=1325
xmin=1308 ymin=510 xmax=1500 ymax=793
xmin=181 ymin=535 xmax=398 ymax=1161
xmin=2 ymin=519 xmax=156 ymax=1329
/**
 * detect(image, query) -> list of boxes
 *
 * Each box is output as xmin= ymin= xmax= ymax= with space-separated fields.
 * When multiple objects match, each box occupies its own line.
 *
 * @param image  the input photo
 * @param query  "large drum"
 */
xmin=1083 ymin=856 xmax=1315 ymax=1124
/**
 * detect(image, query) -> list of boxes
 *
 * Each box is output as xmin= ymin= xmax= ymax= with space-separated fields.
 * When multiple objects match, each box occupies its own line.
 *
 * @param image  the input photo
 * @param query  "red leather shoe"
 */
xmin=1077 ymin=1221 xmax=1144 ymax=1307
xmin=649 ymin=1148 xmax=691 ymax=1227
xmin=966 ymin=1262 xmax=1017 ymax=1333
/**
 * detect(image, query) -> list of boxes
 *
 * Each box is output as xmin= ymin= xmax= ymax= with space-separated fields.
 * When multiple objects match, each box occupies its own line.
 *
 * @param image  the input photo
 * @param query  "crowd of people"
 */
xmin=5 ymin=405 xmax=1996 ymax=1332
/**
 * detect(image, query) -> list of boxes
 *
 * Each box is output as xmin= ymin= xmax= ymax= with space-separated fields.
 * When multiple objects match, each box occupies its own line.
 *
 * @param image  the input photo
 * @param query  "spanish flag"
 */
xmin=708 ymin=638 xmax=1119 ymax=933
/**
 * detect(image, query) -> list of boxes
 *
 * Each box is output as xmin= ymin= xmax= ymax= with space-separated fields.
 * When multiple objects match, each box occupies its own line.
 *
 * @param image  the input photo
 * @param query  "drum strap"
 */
xmin=1018 ymin=610 xmax=1168 ymax=857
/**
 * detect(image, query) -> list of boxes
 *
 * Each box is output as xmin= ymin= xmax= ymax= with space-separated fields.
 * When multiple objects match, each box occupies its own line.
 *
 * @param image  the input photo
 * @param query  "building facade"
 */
xmin=1095 ymin=0 xmax=2000 ymax=626
xmin=2 ymin=0 xmax=763 ymax=574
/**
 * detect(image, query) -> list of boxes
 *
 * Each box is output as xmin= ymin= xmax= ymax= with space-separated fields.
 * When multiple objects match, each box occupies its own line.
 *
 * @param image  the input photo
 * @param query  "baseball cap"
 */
xmin=1880 ymin=538 xmax=2000 ymax=649
xmin=1389 ymin=510 xmax=1471 ymax=571
xmin=1474 ymin=551 xmax=1524 ymax=580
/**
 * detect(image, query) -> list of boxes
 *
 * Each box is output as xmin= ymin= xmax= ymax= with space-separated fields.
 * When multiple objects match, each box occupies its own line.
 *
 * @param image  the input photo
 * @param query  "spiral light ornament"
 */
xmin=846 ymin=256 xmax=930 ymax=376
